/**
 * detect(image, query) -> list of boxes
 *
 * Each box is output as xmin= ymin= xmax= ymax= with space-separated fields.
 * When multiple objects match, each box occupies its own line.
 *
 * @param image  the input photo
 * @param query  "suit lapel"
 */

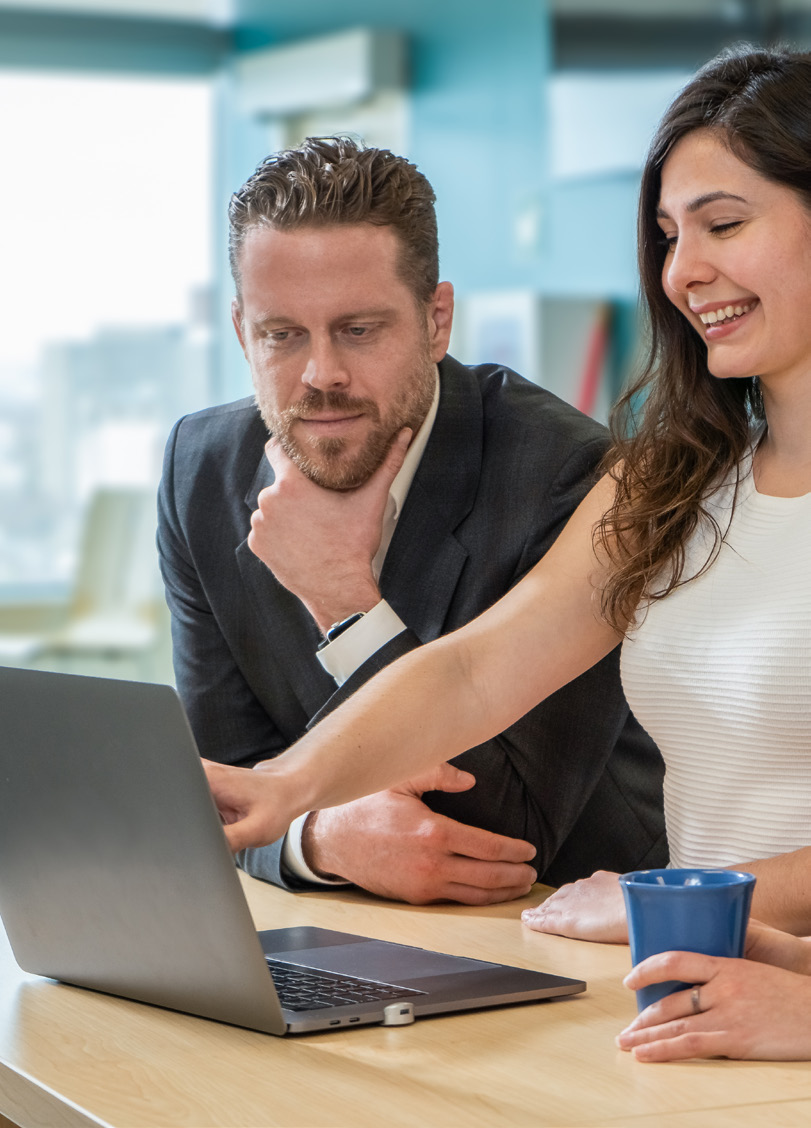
xmin=381 ymin=357 xmax=481 ymax=640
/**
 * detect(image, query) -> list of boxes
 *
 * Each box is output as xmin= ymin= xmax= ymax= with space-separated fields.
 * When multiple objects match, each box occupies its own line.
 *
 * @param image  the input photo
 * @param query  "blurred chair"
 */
xmin=0 ymin=489 xmax=169 ymax=682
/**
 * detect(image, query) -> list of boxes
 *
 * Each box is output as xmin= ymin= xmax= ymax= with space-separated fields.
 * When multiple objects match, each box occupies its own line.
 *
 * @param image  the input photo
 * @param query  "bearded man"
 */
xmin=157 ymin=137 xmax=666 ymax=905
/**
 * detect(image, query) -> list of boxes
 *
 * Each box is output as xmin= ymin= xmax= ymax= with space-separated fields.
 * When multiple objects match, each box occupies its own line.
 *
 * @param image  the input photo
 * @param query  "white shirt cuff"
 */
xmin=316 ymin=599 xmax=406 ymax=686
xmin=281 ymin=812 xmax=350 ymax=886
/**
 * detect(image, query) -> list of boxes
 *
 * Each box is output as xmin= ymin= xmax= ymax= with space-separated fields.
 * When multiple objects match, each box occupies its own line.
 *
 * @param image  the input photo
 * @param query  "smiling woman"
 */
xmin=528 ymin=46 xmax=811 ymax=933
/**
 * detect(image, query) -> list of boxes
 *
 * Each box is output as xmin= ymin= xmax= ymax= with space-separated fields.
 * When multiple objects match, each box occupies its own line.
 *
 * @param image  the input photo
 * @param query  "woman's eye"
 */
xmin=711 ymin=220 xmax=743 ymax=237
xmin=658 ymin=233 xmax=678 ymax=251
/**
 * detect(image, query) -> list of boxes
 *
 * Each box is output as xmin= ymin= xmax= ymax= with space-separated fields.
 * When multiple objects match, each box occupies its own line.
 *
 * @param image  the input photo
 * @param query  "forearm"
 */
xmin=261 ymin=631 xmax=484 ymax=818
xmin=733 ymin=847 xmax=811 ymax=934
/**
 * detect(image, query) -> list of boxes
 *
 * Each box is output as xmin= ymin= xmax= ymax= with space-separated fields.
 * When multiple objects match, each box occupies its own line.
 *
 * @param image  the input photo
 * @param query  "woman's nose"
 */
xmin=664 ymin=235 xmax=716 ymax=296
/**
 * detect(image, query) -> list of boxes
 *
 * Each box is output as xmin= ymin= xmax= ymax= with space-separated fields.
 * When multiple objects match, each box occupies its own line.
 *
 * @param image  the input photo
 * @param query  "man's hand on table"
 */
xmin=302 ymin=762 xmax=538 ymax=905
xmin=248 ymin=431 xmax=411 ymax=633
xmin=521 ymin=869 xmax=628 ymax=942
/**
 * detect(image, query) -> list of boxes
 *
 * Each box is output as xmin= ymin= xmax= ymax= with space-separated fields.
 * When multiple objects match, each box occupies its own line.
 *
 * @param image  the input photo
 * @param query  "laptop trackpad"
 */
xmin=269 ymin=940 xmax=493 ymax=982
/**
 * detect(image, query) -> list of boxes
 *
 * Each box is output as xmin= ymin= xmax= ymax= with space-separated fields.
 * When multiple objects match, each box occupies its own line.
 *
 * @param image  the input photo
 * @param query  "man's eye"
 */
xmin=346 ymin=326 xmax=368 ymax=336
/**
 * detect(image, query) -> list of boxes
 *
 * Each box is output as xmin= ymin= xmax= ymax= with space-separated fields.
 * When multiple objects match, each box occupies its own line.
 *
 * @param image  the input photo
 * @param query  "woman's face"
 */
xmin=657 ymin=128 xmax=811 ymax=391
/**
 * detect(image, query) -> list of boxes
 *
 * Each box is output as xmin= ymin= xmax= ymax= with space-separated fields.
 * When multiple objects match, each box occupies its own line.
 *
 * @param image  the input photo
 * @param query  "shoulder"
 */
xmin=167 ymin=396 xmax=266 ymax=463
xmin=443 ymin=357 xmax=609 ymax=473
xmin=169 ymin=394 xmax=261 ymax=442
xmin=162 ymin=396 xmax=268 ymax=505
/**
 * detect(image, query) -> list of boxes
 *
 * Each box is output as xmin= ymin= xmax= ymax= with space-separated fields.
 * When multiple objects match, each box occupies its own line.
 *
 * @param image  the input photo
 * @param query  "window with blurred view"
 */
xmin=0 ymin=70 xmax=212 ymax=594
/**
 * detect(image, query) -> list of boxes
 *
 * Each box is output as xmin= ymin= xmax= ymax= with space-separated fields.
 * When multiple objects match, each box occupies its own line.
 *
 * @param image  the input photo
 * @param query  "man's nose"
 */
xmin=302 ymin=340 xmax=350 ymax=391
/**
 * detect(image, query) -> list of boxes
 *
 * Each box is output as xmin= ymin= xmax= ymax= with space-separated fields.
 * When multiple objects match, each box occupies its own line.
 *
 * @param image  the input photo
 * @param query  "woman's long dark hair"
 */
xmin=598 ymin=45 xmax=811 ymax=631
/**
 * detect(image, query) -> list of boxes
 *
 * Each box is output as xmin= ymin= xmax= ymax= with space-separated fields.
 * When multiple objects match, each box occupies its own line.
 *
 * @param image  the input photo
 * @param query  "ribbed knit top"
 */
xmin=621 ymin=452 xmax=811 ymax=868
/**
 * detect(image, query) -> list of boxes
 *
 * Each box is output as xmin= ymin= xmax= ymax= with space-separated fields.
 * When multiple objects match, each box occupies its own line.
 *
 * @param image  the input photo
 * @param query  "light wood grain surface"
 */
xmin=1 ymin=874 xmax=810 ymax=1128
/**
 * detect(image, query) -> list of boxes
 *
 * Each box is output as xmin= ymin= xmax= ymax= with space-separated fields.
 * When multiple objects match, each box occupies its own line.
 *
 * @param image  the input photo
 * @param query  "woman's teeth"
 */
xmin=699 ymin=301 xmax=755 ymax=326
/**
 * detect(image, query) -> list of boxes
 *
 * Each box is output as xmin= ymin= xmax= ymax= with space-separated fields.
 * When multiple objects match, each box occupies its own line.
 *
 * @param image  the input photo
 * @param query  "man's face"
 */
xmin=232 ymin=223 xmax=453 ymax=490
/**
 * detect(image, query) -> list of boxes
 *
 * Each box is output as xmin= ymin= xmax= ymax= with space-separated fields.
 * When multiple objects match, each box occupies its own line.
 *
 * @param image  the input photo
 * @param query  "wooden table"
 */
xmin=1 ymin=875 xmax=810 ymax=1128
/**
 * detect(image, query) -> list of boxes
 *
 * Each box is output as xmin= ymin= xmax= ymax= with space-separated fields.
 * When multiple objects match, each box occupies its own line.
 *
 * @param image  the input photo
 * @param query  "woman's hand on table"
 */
xmin=617 ymin=945 xmax=811 ymax=1061
xmin=521 ymin=869 xmax=628 ymax=942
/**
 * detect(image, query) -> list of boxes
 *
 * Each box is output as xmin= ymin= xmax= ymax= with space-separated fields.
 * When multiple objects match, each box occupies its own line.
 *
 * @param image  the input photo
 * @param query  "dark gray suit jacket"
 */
xmin=157 ymin=356 xmax=667 ymax=890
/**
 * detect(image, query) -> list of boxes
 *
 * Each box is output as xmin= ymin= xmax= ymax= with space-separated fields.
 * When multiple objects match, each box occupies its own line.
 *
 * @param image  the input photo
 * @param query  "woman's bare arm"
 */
xmin=732 ymin=849 xmax=811 ymax=935
xmin=206 ymin=474 xmax=623 ymax=851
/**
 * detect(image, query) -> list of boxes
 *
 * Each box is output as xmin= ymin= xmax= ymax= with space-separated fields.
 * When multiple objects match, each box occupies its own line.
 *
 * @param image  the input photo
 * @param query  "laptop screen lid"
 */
xmin=0 ymin=667 xmax=585 ymax=1035
xmin=0 ymin=666 xmax=286 ymax=1034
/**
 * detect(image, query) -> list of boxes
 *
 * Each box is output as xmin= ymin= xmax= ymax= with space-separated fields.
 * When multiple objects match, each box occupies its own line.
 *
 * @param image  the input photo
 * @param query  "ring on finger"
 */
xmin=690 ymin=986 xmax=702 ymax=1015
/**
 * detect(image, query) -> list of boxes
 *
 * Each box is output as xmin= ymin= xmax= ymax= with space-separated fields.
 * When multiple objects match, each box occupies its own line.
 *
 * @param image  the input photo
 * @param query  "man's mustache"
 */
xmin=279 ymin=390 xmax=380 ymax=423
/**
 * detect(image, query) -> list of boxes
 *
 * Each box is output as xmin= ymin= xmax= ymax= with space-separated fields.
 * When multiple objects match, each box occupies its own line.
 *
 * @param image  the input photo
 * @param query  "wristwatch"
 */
xmin=317 ymin=612 xmax=366 ymax=650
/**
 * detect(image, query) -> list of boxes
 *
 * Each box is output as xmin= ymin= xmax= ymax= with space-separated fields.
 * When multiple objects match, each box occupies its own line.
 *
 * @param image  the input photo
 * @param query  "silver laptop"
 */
xmin=0 ymin=666 xmax=585 ymax=1035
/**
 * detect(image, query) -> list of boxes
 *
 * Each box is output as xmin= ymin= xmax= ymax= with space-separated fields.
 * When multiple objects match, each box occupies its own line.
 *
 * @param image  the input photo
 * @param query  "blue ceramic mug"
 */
xmin=619 ymin=868 xmax=756 ymax=1012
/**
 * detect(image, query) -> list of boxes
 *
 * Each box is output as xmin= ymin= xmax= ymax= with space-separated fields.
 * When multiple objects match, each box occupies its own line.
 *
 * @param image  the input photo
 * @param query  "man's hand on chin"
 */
xmin=247 ymin=430 xmax=411 ymax=633
xmin=301 ymin=762 xmax=538 ymax=906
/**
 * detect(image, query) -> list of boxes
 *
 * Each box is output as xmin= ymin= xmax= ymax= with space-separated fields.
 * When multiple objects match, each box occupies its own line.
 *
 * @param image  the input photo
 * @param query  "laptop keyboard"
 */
xmin=265 ymin=957 xmax=425 ymax=1012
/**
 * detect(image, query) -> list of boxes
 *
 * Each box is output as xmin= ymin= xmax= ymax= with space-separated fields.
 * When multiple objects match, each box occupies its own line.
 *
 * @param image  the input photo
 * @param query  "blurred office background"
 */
xmin=0 ymin=0 xmax=808 ymax=684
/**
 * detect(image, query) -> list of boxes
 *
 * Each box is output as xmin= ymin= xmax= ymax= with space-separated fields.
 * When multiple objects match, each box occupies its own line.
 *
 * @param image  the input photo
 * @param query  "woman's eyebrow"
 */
xmin=656 ymin=190 xmax=748 ymax=219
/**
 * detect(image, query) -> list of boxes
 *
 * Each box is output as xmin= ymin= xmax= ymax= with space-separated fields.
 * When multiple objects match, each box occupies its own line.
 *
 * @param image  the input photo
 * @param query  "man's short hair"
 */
xmin=229 ymin=136 xmax=439 ymax=305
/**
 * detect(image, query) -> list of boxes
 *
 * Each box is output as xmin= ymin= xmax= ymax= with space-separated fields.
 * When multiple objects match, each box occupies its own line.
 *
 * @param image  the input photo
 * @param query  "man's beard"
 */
xmin=256 ymin=358 xmax=436 ymax=491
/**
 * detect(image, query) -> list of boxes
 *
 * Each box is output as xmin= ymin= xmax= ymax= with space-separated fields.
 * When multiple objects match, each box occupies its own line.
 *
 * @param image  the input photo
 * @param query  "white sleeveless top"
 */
xmin=620 ymin=452 xmax=811 ymax=868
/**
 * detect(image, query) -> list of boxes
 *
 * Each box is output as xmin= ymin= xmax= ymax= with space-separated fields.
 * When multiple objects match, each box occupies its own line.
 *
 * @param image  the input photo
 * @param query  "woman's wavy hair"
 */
xmin=599 ymin=45 xmax=811 ymax=631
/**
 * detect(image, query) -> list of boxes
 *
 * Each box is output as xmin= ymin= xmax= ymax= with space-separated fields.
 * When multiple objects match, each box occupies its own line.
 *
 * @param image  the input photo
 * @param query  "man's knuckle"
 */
xmin=481 ymin=837 xmax=507 ymax=862
xmin=419 ymin=821 xmax=448 ymax=850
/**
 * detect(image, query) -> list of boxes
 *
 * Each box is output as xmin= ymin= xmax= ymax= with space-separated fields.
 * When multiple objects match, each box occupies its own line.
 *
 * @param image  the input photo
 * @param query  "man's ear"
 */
xmin=231 ymin=299 xmax=248 ymax=356
xmin=426 ymin=281 xmax=454 ymax=363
